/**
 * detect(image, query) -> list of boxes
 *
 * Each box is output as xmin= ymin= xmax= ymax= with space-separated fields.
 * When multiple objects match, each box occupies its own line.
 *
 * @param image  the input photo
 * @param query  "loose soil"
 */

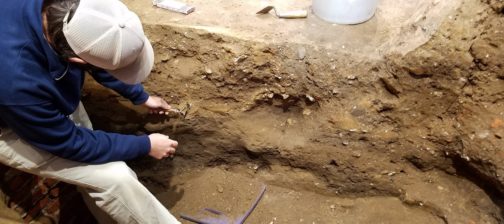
xmin=83 ymin=0 xmax=504 ymax=223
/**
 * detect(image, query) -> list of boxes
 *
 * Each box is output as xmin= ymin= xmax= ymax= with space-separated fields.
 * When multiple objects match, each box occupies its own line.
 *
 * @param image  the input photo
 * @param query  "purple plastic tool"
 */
xmin=180 ymin=185 xmax=267 ymax=224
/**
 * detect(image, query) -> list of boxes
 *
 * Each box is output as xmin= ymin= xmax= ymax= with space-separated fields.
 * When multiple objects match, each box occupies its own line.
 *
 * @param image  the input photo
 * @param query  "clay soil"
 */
xmin=82 ymin=0 xmax=504 ymax=223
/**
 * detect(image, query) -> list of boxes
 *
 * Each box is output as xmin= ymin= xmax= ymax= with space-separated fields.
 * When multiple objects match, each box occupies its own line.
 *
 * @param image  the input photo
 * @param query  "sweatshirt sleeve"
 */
xmin=0 ymin=103 xmax=151 ymax=164
xmin=90 ymin=70 xmax=149 ymax=105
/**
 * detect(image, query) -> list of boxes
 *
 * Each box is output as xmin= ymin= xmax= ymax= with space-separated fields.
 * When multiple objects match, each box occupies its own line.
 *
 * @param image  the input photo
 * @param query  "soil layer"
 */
xmin=83 ymin=0 xmax=504 ymax=223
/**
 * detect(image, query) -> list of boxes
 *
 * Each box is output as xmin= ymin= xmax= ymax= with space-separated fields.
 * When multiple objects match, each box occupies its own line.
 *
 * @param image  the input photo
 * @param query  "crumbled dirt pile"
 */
xmin=83 ymin=0 xmax=503 ymax=223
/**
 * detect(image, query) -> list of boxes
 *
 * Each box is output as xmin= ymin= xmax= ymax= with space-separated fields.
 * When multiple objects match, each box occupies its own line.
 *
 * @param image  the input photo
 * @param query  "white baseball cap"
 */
xmin=63 ymin=0 xmax=154 ymax=84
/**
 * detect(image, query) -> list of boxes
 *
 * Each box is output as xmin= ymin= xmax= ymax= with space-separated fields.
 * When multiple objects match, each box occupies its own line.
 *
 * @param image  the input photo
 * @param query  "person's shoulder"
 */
xmin=0 ymin=0 xmax=53 ymax=106
xmin=0 ymin=48 xmax=53 ymax=106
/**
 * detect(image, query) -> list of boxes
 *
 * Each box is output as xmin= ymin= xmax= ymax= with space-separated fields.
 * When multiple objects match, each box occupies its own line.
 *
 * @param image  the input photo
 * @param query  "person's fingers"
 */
xmin=163 ymin=150 xmax=175 ymax=159
xmin=148 ymin=109 xmax=168 ymax=115
xmin=165 ymin=147 xmax=176 ymax=155
xmin=161 ymin=100 xmax=171 ymax=110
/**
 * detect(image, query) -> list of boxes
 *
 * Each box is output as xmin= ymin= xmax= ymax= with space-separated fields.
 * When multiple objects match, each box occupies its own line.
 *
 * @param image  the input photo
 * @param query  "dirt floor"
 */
xmin=82 ymin=0 xmax=504 ymax=223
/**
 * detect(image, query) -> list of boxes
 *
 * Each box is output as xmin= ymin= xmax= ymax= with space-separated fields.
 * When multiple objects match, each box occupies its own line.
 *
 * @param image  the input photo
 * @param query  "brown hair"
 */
xmin=43 ymin=0 xmax=80 ymax=59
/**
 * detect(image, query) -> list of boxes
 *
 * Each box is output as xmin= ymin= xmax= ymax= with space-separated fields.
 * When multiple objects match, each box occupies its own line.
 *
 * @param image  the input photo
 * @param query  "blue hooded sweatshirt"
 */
xmin=0 ymin=0 xmax=151 ymax=164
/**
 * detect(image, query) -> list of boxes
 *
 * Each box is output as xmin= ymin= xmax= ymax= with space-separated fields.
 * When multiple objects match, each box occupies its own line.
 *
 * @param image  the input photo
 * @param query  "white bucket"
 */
xmin=312 ymin=0 xmax=379 ymax=25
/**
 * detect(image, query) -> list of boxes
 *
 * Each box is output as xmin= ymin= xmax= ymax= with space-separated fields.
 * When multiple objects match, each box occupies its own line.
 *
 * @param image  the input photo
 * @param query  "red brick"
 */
xmin=43 ymin=199 xmax=60 ymax=215
xmin=31 ymin=186 xmax=49 ymax=206
xmin=1 ymin=167 xmax=94 ymax=224
xmin=23 ymin=196 xmax=49 ymax=222
xmin=36 ymin=196 xmax=50 ymax=210
xmin=49 ymin=187 xmax=59 ymax=198
xmin=43 ymin=178 xmax=59 ymax=189
xmin=36 ymin=178 xmax=49 ymax=194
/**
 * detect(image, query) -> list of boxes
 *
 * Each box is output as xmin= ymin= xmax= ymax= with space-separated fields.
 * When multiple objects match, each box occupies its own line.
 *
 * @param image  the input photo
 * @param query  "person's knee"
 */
xmin=94 ymin=162 xmax=138 ymax=187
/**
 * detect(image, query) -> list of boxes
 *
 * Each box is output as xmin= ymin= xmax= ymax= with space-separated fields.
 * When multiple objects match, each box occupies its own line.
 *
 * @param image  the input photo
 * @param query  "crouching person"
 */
xmin=0 ymin=0 xmax=180 ymax=223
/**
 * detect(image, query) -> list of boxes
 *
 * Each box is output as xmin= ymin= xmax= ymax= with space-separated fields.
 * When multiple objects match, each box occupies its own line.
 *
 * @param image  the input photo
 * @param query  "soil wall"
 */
xmin=83 ymin=0 xmax=504 ymax=223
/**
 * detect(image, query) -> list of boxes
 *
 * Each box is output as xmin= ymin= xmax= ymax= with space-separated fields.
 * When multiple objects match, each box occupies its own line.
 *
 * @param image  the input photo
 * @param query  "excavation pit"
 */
xmin=80 ymin=0 xmax=504 ymax=223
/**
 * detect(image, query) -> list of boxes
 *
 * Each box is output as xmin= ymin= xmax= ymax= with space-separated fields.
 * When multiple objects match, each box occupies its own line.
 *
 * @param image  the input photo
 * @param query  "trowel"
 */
xmin=163 ymin=103 xmax=191 ymax=119
xmin=256 ymin=6 xmax=308 ymax=19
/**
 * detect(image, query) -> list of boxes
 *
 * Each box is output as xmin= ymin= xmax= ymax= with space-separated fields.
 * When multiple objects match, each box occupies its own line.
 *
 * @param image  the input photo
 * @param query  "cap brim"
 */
xmin=106 ymin=37 xmax=154 ymax=85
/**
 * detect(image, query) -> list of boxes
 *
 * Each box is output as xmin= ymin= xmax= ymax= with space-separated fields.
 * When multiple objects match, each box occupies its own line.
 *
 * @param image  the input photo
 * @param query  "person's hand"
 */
xmin=148 ymin=133 xmax=178 ymax=159
xmin=143 ymin=96 xmax=172 ymax=115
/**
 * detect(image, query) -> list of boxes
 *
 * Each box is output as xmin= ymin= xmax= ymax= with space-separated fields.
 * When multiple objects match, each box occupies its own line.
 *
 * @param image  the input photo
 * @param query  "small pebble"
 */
xmin=306 ymin=94 xmax=315 ymax=102
xmin=477 ymin=130 xmax=490 ymax=139
xmin=346 ymin=75 xmax=357 ymax=80
xmin=234 ymin=55 xmax=248 ymax=63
